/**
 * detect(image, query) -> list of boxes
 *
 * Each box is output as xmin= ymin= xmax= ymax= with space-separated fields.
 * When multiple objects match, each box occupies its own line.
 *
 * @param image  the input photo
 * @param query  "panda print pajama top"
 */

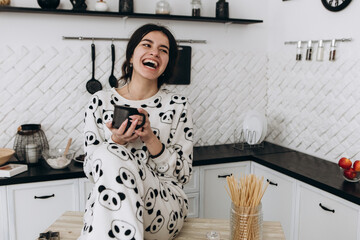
xmin=79 ymin=87 xmax=194 ymax=240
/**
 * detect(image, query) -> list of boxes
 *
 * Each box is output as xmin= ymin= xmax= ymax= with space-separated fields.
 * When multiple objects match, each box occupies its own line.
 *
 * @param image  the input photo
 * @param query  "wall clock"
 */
xmin=321 ymin=0 xmax=352 ymax=12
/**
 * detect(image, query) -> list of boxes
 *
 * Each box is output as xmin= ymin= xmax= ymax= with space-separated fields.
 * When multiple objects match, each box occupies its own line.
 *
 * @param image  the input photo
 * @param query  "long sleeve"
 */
xmin=150 ymin=99 xmax=194 ymax=185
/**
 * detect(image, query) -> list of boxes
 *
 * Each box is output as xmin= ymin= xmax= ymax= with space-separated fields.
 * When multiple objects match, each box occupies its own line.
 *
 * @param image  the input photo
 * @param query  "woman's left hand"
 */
xmin=134 ymin=108 xmax=164 ymax=157
xmin=133 ymin=108 xmax=156 ymax=143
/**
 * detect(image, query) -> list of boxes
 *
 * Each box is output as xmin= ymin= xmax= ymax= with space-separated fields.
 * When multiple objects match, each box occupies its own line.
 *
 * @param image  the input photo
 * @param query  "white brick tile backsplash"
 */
xmin=1 ymin=45 xmax=360 ymax=163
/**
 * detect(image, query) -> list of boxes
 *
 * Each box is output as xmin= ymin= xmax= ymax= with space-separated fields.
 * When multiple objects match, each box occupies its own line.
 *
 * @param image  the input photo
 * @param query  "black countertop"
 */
xmin=1 ymin=142 xmax=359 ymax=205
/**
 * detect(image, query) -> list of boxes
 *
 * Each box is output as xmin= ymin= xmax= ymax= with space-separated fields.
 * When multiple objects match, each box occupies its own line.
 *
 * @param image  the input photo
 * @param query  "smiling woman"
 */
xmin=80 ymin=24 xmax=194 ymax=240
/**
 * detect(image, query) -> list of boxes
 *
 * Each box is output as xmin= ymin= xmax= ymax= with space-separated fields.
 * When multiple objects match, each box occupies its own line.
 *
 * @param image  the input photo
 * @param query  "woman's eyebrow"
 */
xmin=141 ymin=39 xmax=169 ymax=50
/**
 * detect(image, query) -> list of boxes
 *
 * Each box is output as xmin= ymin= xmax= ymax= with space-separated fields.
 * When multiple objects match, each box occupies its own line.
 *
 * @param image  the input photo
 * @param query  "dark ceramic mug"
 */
xmin=112 ymin=105 xmax=146 ymax=132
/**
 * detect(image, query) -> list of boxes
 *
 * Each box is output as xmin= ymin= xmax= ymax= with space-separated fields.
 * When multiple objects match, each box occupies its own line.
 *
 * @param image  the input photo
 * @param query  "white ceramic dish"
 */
xmin=243 ymin=110 xmax=263 ymax=145
xmin=243 ymin=110 xmax=267 ymax=145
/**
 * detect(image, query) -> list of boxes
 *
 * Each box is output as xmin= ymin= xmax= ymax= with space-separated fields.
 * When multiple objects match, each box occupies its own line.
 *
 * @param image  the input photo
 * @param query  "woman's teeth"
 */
xmin=143 ymin=60 xmax=157 ymax=69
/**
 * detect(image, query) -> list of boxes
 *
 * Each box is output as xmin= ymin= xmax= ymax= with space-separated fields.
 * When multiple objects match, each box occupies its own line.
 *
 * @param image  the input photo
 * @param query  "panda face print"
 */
xmin=131 ymin=146 xmax=148 ymax=162
xmin=107 ymin=144 xmax=132 ymax=161
xmin=110 ymin=94 xmax=121 ymax=105
xmin=102 ymin=109 xmax=113 ymax=123
xmin=98 ymin=185 xmax=126 ymax=211
xmin=108 ymin=220 xmax=136 ymax=240
xmin=180 ymin=174 xmax=189 ymax=184
xmin=135 ymin=201 xmax=144 ymax=223
xmin=173 ymin=144 xmax=183 ymax=157
xmin=173 ymin=158 xmax=183 ymax=176
xmin=179 ymin=109 xmax=187 ymax=123
xmin=152 ymin=128 xmax=160 ymax=140
xmin=156 ymin=163 xmax=169 ymax=173
xmin=167 ymin=186 xmax=177 ymax=201
xmin=116 ymin=167 xmax=138 ymax=194
xmin=167 ymin=210 xmax=179 ymax=234
xmin=159 ymin=110 xmax=175 ymax=124
xmin=92 ymin=159 xmax=103 ymax=183
xmin=184 ymin=127 xmax=193 ymax=141
xmin=85 ymin=131 xmax=100 ymax=147
xmin=167 ymin=128 xmax=176 ymax=144
xmin=159 ymin=182 xmax=168 ymax=202
xmin=135 ymin=159 xmax=146 ymax=180
xmin=144 ymin=187 xmax=158 ymax=215
xmin=88 ymin=95 xmax=103 ymax=112
xmin=145 ymin=210 xmax=165 ymax=234
xmin=170 ymin=94 xmax=187 ymax=105
xmin=83 ymin=206 xmax=94 ymax=233
xmin=141 ymin=96 xmax=162 ymax=108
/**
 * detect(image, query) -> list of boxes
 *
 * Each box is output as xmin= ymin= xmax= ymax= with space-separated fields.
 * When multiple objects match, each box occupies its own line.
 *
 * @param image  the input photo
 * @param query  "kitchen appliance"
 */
xmin=13 ymin=124 xmax=49 ymax=165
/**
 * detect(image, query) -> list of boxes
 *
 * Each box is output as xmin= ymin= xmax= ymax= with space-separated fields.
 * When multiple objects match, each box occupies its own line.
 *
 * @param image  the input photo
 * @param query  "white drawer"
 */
xmin=7 ymin=179 xmax=79 ymax=240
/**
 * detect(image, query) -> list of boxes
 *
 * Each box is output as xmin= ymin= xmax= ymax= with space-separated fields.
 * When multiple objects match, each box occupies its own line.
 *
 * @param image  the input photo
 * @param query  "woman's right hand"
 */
xmin=106 ymin=119 xmax=140 ymax=145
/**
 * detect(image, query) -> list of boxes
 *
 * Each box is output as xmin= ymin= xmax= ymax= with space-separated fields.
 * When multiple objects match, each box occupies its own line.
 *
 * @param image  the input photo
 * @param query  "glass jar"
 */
xmin=156 ymin=0 xmax=170 ymax=14
xmin=191 ymin=0 xmax=201 ymax=17
xmin=230 ymin=203 xmax=263 ymax=240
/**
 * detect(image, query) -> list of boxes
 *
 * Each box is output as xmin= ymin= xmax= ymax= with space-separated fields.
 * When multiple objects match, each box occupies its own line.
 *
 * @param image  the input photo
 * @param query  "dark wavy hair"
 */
xmin=120 ymin=24 xmax=178 ymax=89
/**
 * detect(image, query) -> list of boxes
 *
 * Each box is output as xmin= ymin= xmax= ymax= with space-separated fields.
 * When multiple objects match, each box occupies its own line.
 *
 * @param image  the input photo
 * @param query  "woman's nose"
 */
xmin=150 ymin=49 xmax=160 ymax=57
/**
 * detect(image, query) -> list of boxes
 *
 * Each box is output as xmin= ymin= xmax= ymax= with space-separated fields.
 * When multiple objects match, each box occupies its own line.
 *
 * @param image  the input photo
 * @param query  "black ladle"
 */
xmin=109 ymin=44 xmax=118 ymax=88
xmin=86 ymin=43 xmax=102 ymax=94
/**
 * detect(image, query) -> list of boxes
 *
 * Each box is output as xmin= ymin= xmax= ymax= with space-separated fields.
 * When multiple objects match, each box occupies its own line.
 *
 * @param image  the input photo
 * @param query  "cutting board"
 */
xmin=168 ymin=45 xmax=191 ymax=85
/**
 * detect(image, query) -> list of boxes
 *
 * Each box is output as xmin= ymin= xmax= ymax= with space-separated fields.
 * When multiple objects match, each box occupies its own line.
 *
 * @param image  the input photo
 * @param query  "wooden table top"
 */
xmin=46 ymin=211 xmax=286 ymax=240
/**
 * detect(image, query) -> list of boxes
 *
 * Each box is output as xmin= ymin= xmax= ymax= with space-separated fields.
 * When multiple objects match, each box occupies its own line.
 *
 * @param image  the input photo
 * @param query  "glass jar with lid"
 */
xmin=156 ymin=0 xmax=170 ymax=14
xmin=191 ymin=0 xmax=201 ymax=17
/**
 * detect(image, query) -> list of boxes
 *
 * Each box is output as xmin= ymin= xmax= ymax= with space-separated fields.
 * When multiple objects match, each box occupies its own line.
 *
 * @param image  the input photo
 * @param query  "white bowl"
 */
xmin=43 ymin=148 xmax=74 ymax=169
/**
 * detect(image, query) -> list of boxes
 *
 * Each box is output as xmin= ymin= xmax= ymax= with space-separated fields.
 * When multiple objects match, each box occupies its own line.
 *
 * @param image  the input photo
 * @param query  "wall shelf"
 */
xmin=0 ymin=6 xmax=263 ymax=25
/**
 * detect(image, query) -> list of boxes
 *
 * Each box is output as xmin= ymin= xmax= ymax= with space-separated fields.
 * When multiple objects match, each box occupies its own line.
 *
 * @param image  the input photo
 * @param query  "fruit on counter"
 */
xmin=353 ymin=160 xmax=360 ymax=172
xmin=343 ymin=168 xmax=357 ymax=180
xmin=338 ymin=157 xmax=352 ymax=169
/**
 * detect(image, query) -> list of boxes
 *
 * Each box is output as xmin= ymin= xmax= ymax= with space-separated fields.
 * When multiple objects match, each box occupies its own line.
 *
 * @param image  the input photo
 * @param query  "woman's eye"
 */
xmin=160 ymin=49 xmax=168 ymax=54
xmin=143 ymin=43 xmax=151 ymax=48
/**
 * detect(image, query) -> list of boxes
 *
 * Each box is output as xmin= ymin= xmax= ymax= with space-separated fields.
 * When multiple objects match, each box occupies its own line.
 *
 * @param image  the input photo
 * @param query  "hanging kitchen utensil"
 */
xmin=109 ymin=43 xmax=118 ymax=88
xmin=86 ymin=43 xmax=102 ymax=94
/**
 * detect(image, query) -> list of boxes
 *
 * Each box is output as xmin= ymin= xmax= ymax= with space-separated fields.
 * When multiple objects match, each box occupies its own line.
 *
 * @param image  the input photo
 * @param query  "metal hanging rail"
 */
xmin=284 ymin=38 xmax=352 ymax=45
xmin=62 ymin=36 xmax=207 ymax=44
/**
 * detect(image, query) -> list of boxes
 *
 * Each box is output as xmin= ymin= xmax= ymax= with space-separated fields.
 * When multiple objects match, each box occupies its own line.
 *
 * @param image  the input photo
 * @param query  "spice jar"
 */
xmin=156 ymin=0 xmax=170 ymax=14
xmin=329 ymin=39 xmax=336 ymax=61
xmin=191 ymin=0 xmax=201 ymax=17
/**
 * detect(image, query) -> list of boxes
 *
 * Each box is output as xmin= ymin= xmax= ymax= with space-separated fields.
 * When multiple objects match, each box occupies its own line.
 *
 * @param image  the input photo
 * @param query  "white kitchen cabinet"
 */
xmin=296 ymin=183 xmax=360 ymax=240
xmin=252 ymin=162 xmax=296 ymax=240
xmin=200 ymin=161 xmax=251 ymax=219
xmin=0 ymin=186 xmax=9 ymax=240
xmin=7 ymin=179 xmax=79 ymax=240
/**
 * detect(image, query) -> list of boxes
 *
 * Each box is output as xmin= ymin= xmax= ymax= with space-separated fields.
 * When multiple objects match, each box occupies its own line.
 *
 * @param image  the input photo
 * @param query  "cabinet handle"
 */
xmin=218 ymin=174 xmax=232 ymax=178
xmin=319 ymin=203 xmax=335 ymax=213
xmin=34 ymin=194 xmax=55 ymax=199
xmin=266 ymin=179 xmax=278 ymax=186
